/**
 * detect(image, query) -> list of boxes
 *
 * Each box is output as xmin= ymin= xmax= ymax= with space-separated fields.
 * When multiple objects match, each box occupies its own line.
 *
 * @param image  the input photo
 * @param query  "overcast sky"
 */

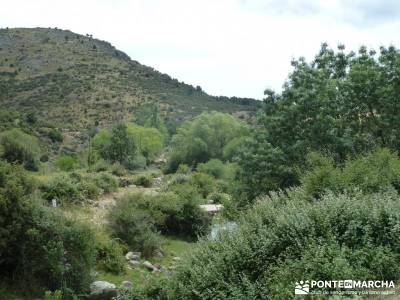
xmin=1 ymin=0 xmax=400 ymax=99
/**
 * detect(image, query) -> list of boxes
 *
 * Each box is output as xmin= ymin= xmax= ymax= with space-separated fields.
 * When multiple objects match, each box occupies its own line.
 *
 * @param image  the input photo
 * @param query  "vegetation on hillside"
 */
xmin=0 ymin=28 xmax=259 ymax=138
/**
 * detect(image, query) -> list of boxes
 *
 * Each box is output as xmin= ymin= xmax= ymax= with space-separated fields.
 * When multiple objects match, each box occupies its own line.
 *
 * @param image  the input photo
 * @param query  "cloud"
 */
xmin=240 ymin=0 xmax=400 ymax=27
xmin=340 ymin=0 xmax=400 ymax=26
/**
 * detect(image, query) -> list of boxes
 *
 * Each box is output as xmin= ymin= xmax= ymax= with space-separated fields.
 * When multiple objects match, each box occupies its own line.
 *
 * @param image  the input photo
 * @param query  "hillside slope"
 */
xmin=0 ymin=27 xmax=259 ymax=133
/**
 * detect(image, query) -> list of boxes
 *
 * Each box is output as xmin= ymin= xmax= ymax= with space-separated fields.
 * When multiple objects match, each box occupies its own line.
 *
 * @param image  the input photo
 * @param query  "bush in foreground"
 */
xmin=128 ymin=188 xmax=400 ymax=299
xmin=0 ymin=160 xmax=96 ymax=298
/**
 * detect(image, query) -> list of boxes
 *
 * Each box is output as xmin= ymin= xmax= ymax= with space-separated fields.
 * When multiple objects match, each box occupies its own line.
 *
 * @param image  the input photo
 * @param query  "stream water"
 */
xmin=210 ymin=221 xmax=238 ymax=239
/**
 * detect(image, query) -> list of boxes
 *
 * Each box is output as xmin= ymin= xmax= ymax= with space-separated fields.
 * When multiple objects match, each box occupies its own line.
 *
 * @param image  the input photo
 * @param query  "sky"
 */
xmin=1 ymin=0 xmax=400 ymax=99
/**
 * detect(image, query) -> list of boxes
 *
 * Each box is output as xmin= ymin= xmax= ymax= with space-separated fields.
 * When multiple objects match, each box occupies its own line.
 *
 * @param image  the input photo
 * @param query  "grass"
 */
xmin=53 ymin=168 xmax=195 ymax=288
xmin=95 ymin=235 xmax=194 ymax=287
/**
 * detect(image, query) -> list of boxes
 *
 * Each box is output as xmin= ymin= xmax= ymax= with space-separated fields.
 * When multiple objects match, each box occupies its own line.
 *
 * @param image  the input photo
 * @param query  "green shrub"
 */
xmin=165 ymin=173 xmax=189 ymax=188
xmin=197 ymin=159 xmax=225 ymax=179
xmin=164 ymin=184 xmax=211 ymax=237
xmin=91 ymin=172 xmax=119 ymax=193
xmin=108 ymin=190 xmax=210 ymax=254
xmin=96 ymin=238 xmax=125 ymax=274
xmin=107 ymin=195 xmax=161 ymax=258
xmin=55 ymin=155 xmax=76 ymax=171
xmin=134 ymin=174 xmax=153 ymax=187
xmin=301 ymin=149 xmax=400 ymax=198
xmin=48 ymin=129 xmax=63 ymax=142
xmin=189 ymin=172 xmax=215 ymax=198
xmin=44 ymin=290 xmax=62 ymax=300
xmin=92 ymin=159 xmax=109 ymax=172
xmin=342 ymin=148 xmax=400 ymax=193
xmin=124 ymin=154 xmax=147 ymax=170
xmin=40 ymin=154 xmax=49 ymax=162
xmin=41 ymin=175 xmax=82 ymax=204
xmin=0 ymin=161 xmax=96 ymax=297
xmin=110 ymin=162 xmax=126 ymax=176
xmin=144 ymin=188 xmax=400 ymax=299
xmin=207 ymin=192 xmax=229 ymax=204
xmin=0 ymin=128 xmax=40 ymax=171
xmin=176 ymin=164 xmax=191 ymax=174
xmin=79 ymin=178 xmax=102 ymax=199
xmin=300 ymin=152 xmax=340 ymax=198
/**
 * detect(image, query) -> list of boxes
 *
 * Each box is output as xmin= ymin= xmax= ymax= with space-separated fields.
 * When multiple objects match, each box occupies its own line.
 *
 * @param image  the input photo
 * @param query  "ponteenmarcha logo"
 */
xmin=295 ymin=281 xmax=310 ymax=295
xmin=295 ymin=280 xmax=396 ymax=296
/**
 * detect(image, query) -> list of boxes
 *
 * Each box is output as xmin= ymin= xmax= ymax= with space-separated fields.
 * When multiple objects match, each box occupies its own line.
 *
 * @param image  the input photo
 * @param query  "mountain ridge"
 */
xmin=0 ymin=27 xmax=260 ymax=135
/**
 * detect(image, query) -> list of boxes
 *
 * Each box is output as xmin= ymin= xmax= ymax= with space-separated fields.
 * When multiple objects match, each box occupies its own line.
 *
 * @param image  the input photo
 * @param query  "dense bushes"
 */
xmin=55 ymin=155 xmax=76 ymax=171
xmin=134 ymin=174 xmax=153 ymax=187
xmin=90 ymin=172 xmax=119 ymax=193
xmin=0 ymin=128 xmax=40 ymax=170
xmin=96 ymin=238 xmax=125 ymax=274
xmin=301 ymin=149 xmax=400 ymax=198
xmin=135 ymin=188 xmax=400 ymax=299
xmin=41 ymin=172 xmax=118 ymax=204
xmin=196 ymin=159 xmax=226 ymax=179
xmin=107 ymin=194 xmax=161 ymax=257
xmin=41 ymin=175 xmax=83 ymax=204
xmin=0 ymin=160 xmax=96 ymax=298
xmin=108 ymin=191 xmax=210 ymax=256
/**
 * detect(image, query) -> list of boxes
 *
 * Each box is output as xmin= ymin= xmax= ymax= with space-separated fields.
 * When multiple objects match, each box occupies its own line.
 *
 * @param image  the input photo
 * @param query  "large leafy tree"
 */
xmin=237 ymin=44 xmax=400 ymax=201
xmin=166 ymin=112 xmax=248 ymax=172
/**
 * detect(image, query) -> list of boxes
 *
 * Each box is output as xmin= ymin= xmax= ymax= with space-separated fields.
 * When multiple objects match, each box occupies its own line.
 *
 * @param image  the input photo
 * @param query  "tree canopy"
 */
xmin=237 ymin=44 xmax=400 ymax=201
xmin=166 ymin=112 xmax=248 ymax=172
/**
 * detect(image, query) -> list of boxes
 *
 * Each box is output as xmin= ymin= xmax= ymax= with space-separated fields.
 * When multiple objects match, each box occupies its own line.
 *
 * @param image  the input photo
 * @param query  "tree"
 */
xmin=166 ymin=112 xmax=248 ymax=172
xmin=126 ymin=123 xmax=164 ymax=161
xmin=91 ymin=123 xmax=164 ymax=168
xmin=107 ymin=124 xmax=136 ymax=164
xmin=237 ymin=44 xmax=400 ymax=201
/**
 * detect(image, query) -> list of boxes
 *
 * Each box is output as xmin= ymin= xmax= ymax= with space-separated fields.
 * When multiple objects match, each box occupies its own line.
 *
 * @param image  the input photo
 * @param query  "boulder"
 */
xmin=153 ymin=176 xmax=163 ymax=186
xmin=128 ymin=260 xmax=140 ymax=267
xmin=88 ymin=281 xmax=117 ymax=300
xmin=125 ymin=251 xmax=141 ymax=261
xmin=90 ymin=281 xmax=116 ymax=292
xmin=120 ymin=281 xmax=133 ymax=290
xmin=142 ymin=260 xmax=156 ymax=271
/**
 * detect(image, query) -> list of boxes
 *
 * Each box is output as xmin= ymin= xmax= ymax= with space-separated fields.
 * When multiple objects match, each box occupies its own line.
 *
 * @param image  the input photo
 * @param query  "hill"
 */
xmin=0 ymin=27 xmax=260 ymax=136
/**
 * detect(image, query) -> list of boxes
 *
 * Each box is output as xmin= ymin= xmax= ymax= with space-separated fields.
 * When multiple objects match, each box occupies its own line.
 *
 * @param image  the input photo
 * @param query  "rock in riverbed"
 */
xmin=88 ymin=281 xmax=117 ymax=300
